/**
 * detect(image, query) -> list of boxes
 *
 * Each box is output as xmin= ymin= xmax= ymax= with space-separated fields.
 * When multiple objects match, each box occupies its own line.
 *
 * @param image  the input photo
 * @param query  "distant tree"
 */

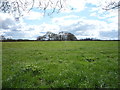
xmin=6 ymin=37 xmax=13 ymax=41
xmin=37 ymin=36 xmax=43 ymax=40
xmin=58 ymin=32 xmax=65 ymax=41
xmin=53 ymin=34 xmax=59 ymax=41
xmin=0 ymin=35 xmax=6 ymax=40
xmin=67 ymin=33 xmax=77 ymax=41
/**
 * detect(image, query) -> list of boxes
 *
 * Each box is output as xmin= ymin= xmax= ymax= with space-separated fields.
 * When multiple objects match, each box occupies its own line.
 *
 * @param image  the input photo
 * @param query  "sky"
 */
xmin=0 ymin=0 xmax=119 ymax=40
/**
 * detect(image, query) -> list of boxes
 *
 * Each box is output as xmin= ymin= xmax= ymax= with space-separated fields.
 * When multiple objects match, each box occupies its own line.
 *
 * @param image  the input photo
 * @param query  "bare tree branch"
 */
xmin=28 ymin=0 xmax=35 ymax=13
xmin=103 ymin=0 xmax=120 ymax=10
xmin=0 ymin=0 xmax=67 ymax=18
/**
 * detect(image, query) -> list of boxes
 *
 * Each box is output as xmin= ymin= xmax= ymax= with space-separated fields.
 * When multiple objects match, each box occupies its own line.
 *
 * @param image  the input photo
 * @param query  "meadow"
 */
xmin=2 ymin=41 xmax=119 ymax=88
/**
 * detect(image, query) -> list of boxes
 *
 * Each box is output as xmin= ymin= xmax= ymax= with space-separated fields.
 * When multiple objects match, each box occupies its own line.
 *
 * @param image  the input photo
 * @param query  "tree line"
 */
xmin=37 ymin=31 xmax=77 ymax=41
xmin=0 ymin=31 xmax=103 ymax=42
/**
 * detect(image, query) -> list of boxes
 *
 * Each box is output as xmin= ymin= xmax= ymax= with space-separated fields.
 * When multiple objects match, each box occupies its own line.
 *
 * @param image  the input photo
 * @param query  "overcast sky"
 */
xmin=0 ymin=0 xmax=118 ymax=40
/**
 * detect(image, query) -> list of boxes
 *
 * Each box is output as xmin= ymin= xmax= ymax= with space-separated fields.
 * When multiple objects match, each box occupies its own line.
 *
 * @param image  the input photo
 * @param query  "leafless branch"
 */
xmin=28 ymin=0 xmax=34 ymax=13
xmin=0 ymin=0 xmax=67 ymax=18
xmin=103 ymin=1 xmax=120 ymax=10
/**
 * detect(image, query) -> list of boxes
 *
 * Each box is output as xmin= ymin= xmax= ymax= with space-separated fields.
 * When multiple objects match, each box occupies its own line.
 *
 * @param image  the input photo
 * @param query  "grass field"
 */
xmin=2 ymin=41 xmax=119 ymax=88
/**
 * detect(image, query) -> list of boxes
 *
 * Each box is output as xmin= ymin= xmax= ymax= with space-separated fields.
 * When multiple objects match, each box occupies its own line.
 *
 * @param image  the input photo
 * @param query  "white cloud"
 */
xmin=52 ymin=15 xmax=83 ymax=26
xmin=67 ymin=0 xmax=86 ymax=12
xmin=24 ymin=11 xmax=43 ymax=20
xmin=99 ymin=30 xmax=118 ymax=40
xmin=0 ymin=13 xmax=16 ymax=29
xmin=0 ymin=12 xmax=42 ymax=39
xmin=88 ymin=0 xmax=118 ymax=20
xmin=58 ymin=0 xmax=87 ymax=13
xmin=0 ymin=11 xmax=118 ymax=40
xmin=0 ymin=12 xmax=60 ymax=39
xmin=39 ymin=23 xmax=60 ymax=34
xmin=51 ymin=14 xmax=118 ymax=40
xmin=91 ymin=10 xmax=118 ymax=20
xmin=86 ymin=0 xmax=100 ymax=6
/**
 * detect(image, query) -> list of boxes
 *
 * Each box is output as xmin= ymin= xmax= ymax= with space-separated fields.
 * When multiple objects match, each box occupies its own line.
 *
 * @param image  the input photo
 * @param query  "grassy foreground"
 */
xmin=2 ymin=41 xmax=119 ymax=88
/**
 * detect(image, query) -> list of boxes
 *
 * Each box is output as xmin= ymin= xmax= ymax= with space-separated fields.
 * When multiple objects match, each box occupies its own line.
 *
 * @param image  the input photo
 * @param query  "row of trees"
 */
xmin=79 ymin=38 xmax=101 ymax=41
xmin=0 ymin=35 xmax=31 ymax=41
xmin=37 ymin=31 xmax=77 ymax=41
xmin=1 ymin=35 xmax=118 ymax=41
xmin=0 ymin=32 xmax=77 ymax=41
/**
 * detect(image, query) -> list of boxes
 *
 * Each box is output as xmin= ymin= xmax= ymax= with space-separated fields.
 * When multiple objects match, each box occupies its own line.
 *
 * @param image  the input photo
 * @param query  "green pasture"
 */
xmin=2 ymin=41 xmax=119 ymax=88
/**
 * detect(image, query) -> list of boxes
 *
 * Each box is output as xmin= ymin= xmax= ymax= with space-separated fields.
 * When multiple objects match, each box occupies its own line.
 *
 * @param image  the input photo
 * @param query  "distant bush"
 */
xmin=79 ymin=38 xmax=101 ymax=41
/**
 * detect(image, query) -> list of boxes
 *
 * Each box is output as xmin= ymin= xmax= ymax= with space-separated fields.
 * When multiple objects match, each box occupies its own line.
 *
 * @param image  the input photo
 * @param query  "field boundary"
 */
xmin=1 ymin=40 xmax=120 ymax=42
